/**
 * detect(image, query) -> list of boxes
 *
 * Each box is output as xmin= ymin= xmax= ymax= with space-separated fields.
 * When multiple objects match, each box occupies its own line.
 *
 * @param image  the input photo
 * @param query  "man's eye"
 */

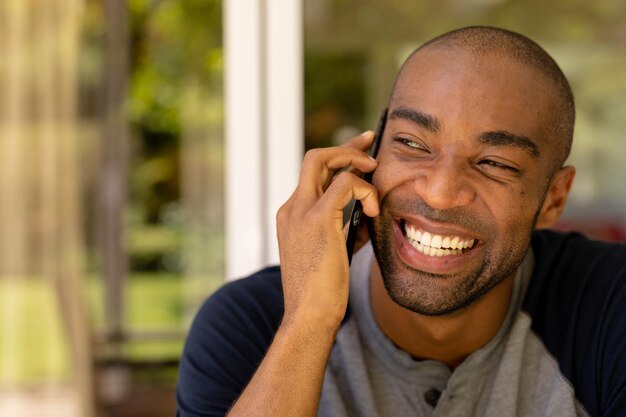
xmin=395 ymin=138 xmax=428 ymax=151
xmin=479 ymin=159 xmax=520 ymax=173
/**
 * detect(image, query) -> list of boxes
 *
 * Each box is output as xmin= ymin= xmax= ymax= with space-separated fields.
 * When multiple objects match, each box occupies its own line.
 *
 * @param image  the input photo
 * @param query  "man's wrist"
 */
xmin=280 ymin=306 xmax=344 ymax=339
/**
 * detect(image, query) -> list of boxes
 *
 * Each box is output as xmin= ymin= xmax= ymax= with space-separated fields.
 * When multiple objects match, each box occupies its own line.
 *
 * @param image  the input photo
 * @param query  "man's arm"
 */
xmin=225 ymin=131 xmax=379 ymax=417
xmin=225 ymin=312 xmax=339 ymax=416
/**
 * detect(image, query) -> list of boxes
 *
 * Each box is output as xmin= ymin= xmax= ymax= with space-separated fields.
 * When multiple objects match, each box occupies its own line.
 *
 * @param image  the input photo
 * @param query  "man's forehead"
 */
xmin=391 ymin=45 xmax=558 ymax=118
xmin=394 ymin=45 xmax=545 ymax=93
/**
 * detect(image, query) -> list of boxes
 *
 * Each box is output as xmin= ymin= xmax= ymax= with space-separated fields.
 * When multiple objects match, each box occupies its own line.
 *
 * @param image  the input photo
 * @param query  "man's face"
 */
xmin=369 ymin=47 xmax=560 ymax=316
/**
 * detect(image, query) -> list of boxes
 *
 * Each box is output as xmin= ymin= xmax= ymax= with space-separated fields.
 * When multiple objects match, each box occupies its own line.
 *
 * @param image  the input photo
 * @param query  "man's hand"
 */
xmin=276 ymin=131 xmax=380 ymax=329
xmin=226 ymin=131 xmax=379 ymax=417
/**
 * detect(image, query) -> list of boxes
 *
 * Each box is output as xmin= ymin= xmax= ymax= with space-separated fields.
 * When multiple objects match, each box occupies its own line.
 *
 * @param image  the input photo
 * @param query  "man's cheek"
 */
xmin=372 ymin=162 xmax=414 ymax=194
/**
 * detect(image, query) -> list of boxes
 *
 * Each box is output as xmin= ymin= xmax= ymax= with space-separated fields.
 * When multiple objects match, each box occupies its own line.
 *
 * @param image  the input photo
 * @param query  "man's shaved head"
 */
xmin=392 ymin=26 xmax=575 ymax=172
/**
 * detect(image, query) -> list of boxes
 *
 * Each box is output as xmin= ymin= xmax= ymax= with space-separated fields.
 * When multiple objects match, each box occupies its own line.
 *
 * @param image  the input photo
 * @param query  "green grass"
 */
xmin=127 ymin=273 xmax=183 ymax=328
xmin=0 ymin=273 xmax=223 ymax=387
xmin=0 ymin=278 xmax=70 ymax=386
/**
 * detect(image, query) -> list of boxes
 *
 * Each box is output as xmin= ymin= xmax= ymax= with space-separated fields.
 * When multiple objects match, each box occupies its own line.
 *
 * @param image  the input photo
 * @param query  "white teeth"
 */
xmin=408 ymin=241 xmax=471 ymax=258
xmin=403 ymin=223 xmax=478 ymax=257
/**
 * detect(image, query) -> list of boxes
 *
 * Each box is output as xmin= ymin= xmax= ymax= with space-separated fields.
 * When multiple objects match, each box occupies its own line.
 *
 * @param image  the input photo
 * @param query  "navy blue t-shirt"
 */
xmin=176 ymin=230 xmax=626 ymax=416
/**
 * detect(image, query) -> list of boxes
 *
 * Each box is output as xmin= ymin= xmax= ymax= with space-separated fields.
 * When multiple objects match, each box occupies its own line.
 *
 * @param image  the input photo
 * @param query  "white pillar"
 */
xmin=265 ymin=0 xmax=303 ymax=266
xmin=224 ymin=0 xmax=303 ymax=280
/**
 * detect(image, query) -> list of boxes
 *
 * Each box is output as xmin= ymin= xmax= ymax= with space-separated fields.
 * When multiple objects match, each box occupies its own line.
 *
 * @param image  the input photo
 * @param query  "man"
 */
xmin=176 ymin=27 xmax=626 ymax=417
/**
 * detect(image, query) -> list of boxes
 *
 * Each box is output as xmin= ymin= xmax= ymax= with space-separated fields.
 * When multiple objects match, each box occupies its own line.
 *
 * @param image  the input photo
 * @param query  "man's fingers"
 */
xmin=341 ymin=130 xmax=375 ymax=149
xmin=299 ymin=150 xmax=377 ymax=197
xmin=317 ymin=171 xmax=380 ymax=220
xmin=298 ymin=131 xmax=377 ymax=194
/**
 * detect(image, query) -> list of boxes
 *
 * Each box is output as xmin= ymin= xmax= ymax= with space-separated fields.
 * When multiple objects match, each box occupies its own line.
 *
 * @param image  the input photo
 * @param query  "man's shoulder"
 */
xmin=529 ymin=229 xmax=626 ymax=291
xmin=525 ymin=229 xmax=626 ymax=416
xmin=531 ymin=228 xmax=626 ymax=264
xmin=210 ymin=265 xmax=283 ymax=303
xmin=527 ymin=228 xmax=626 ymax=307
xmin=177 ymin=267 xmax=284 ymax=415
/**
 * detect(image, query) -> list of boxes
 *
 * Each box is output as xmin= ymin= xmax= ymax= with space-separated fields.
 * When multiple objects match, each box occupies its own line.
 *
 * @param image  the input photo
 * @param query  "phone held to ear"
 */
xmin=345 ymin=108 xmax=388 ymax=265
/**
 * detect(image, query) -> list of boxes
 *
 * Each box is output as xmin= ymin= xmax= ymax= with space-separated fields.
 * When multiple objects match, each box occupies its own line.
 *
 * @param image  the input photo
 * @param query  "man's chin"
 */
xmin=380 ymin=269 xmax=483 ymax=317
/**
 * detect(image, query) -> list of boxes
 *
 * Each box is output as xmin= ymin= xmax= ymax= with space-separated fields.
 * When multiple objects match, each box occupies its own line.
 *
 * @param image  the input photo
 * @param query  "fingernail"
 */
xmin=361 ymin=130 xmax=374 ymax=136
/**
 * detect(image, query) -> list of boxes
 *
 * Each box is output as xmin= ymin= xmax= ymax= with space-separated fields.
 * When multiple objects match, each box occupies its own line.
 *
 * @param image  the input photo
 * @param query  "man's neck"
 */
xmin=369 ymin=259 xmax=515 ymax=369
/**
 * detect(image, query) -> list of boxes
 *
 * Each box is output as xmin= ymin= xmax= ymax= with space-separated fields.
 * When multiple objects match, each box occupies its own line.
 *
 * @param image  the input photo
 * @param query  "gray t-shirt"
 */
xmin=318 ymin=243 xmax=588 ymax=417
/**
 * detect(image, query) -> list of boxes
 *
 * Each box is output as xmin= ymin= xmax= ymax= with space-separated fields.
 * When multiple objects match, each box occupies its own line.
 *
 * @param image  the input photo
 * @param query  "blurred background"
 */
xmin=0 ymin=0 xmax=625 ymax=416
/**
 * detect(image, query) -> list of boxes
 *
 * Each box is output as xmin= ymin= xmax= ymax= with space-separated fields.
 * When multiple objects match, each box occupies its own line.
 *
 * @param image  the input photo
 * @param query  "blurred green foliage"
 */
xmin=128 ymin=0 xmax=222 ymax=138
xmin=304 ymin=52 xmax=367 ymax=149
xmin=123 ymin=0 xmax=224 ymax=274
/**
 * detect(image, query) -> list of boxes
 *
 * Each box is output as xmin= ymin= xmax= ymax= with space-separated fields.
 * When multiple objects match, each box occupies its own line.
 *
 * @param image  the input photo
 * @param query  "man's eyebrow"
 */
xmin=389 ymin=107 xmax=441 ymax=133
xmin=479 ymin=131 xmax=540 ymax=158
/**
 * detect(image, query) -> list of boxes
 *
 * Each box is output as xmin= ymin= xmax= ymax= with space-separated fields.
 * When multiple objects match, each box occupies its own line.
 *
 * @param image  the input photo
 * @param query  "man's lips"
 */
xmin=391 ymin=217 xmax=482 ymax=273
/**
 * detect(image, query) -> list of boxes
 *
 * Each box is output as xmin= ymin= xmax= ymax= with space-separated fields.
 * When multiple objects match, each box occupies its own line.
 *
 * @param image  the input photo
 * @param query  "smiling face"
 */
xmin=369 ymin=46 xmax=571 ymax=316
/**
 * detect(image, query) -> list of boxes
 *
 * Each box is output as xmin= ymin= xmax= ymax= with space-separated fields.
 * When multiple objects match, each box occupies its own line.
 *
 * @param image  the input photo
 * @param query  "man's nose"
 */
xmin=412 ymin=159 xmax=475 ymax=210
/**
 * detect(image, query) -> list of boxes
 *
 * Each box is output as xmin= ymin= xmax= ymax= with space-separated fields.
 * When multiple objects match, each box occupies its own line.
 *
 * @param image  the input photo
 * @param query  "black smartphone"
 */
xmin=345 ymin=108 xmax=388 ymax=265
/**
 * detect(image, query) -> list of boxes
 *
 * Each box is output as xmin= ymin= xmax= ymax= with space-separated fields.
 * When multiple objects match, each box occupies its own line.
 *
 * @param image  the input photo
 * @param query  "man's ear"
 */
xmin=535 ymin=166 xmax=576 ymax=230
